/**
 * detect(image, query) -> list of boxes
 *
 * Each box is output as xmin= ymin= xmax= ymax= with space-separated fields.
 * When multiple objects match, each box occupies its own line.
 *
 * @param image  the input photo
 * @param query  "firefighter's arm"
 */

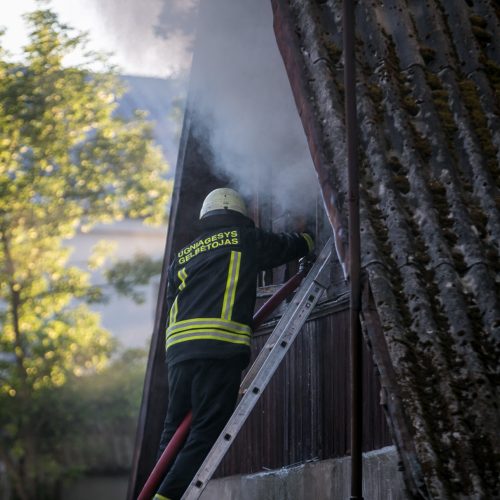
xmin=255 ymin=229 xmax=315 ymax=271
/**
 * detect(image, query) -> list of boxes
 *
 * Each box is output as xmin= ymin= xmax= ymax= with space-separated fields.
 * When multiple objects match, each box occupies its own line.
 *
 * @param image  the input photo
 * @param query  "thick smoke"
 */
xmin=85 ymin=0 xmax=199 ymax=77
xmin=86 ymin=0 xmax=318 ymax=216
xmin=189 ymin=0 xmax=318 ymax=218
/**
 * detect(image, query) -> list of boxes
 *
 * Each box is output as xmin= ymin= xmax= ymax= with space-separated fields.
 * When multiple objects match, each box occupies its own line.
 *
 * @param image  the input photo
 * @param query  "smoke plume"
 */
xmin=189 ymin=0 xmax=318 ymax=218
xmin=86 ymin=0 xmax=199 ymax=77
xmin=85 ymin=0 xmax=318 ymax=216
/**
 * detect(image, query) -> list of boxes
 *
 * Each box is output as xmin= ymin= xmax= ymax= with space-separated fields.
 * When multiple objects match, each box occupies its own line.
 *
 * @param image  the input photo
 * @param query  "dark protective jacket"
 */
xmin=165 ymin=212 xmax=313 ymax=367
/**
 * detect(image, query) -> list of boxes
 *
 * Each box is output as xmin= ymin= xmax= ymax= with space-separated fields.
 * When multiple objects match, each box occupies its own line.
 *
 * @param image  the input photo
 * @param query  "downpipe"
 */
xmin=343 ymin=0 xmax=363 ymax=498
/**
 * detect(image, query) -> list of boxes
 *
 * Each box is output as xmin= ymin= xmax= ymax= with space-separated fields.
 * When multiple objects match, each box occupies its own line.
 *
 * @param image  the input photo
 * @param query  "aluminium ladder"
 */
xmin=181 ymin=238 xmax=333 ymax=500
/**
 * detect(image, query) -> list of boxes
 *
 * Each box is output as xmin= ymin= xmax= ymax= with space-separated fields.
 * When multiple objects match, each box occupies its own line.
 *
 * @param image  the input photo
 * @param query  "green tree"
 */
xmin=0 ymin=8 xmax=171 ymax=499
xmin=106 ymin=253 xmax=163 ymax=304
xmin=67 ymin=347 xmax=148 ymax=472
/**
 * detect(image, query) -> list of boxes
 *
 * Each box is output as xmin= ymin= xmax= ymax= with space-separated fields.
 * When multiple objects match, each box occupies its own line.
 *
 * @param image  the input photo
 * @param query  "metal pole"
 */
xmin=343 ymin=0 xmax=363 ymax=499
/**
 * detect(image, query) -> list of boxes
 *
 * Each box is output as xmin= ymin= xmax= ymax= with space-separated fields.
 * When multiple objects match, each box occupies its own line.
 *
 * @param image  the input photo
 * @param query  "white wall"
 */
xmin=201 ymin=447 xmax=405 ymax=500
xmin=68 ymin=219 xmax=167 ymax=348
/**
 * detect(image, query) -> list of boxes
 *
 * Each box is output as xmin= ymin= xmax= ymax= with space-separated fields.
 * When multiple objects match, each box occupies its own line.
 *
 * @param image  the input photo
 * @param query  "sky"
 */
xmin=0 ymin=0 xmax=195 ymax=78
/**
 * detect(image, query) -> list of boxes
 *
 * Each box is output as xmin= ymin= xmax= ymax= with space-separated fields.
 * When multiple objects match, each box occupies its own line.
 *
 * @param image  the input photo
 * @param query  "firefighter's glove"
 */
xmin=300 ymin=231 xmax=315 ymax=255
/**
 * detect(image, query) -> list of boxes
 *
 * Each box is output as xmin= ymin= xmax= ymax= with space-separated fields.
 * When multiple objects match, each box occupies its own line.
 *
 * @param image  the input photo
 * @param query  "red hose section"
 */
xmin=137 ymin=270 xmax=306 ymax=500
xmin=252 ymin=270 xmax=306 ymax=329
xmin=137 ymin=411 xmax=193 ymax=500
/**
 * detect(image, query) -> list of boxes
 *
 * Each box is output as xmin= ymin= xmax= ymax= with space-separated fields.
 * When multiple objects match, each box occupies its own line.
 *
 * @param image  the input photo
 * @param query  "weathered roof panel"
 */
xmin=272 ymin=0 xmax=500 ymax=497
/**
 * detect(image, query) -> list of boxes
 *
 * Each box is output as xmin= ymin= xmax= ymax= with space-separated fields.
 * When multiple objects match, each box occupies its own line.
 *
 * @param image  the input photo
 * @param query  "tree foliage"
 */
xmin=105 ymin=253 xmax=163 ymax=304
xmin=0 ymin=8 xmax=171 ymax=500
xmin=64 ymin=348 xmax=148 ymax=474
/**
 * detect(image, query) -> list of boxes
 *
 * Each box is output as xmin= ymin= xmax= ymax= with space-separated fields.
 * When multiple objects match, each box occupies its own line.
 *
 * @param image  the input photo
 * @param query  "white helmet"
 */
xmin=199 ymin=188 xmax=248 ymax=219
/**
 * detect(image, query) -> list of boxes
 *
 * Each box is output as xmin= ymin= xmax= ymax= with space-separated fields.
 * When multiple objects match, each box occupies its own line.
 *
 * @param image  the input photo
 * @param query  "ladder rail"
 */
xmin=181 ymin=239 xmax=333 ymax=500
xmin=239 ymin=243 xmax=330 ymax=395
xmin=239 ymin=270 xmax=306 ymax=395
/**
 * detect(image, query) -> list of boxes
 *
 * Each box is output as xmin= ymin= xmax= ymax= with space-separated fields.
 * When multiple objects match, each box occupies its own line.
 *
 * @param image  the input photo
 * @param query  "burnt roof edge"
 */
xmin=271 ymin=0 xmax=349 ymax=279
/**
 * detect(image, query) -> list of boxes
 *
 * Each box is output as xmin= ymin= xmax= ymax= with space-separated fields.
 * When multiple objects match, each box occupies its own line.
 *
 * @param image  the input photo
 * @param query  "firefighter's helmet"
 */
xmin=200 ymin=188 xmax=248 ymax=219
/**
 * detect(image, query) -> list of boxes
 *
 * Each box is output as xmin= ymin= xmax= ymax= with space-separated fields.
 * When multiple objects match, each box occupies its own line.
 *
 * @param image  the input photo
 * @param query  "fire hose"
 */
xmin=137 ymin=262 xmax=310 ymax=500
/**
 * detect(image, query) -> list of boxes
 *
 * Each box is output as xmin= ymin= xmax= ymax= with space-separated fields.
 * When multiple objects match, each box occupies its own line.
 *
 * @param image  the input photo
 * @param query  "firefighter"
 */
xmin=153 ymin=188 xmax=314 ymax=500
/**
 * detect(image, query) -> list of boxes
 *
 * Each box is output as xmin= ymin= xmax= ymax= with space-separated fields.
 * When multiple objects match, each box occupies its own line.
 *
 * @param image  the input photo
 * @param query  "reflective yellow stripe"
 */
xmin=169 ymin=297 xmax=179 ymax=324
xmin=167 ymin=317 xmax=251 ymax=337
xmin=221 ymin=251 xmax=241 ymax=320
xmin=166 ymin=318 xmax=252 ymax=350
xmin=169 ymin=268 xmax=187 ymax=325
xmin=166 ymin=331 xmax=251 ymax=349
xmin=178 ymin=268 xmax=187 ymax=290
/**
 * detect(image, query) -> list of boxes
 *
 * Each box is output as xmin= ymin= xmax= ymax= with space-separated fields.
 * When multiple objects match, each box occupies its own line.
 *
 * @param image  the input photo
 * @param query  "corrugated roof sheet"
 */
xmin=272 ymin=0 xmax=500 ymax=498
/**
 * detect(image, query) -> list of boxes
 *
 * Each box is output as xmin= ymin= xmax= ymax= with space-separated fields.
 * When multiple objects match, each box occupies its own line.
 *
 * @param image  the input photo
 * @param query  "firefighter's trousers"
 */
xmin=157 ymin=358 xmax=243 ymax=500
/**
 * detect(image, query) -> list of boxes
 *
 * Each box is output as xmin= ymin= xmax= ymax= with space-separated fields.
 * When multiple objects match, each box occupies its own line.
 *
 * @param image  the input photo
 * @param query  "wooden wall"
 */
xmin=216 ymin=302 xmax=392 ymax=477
